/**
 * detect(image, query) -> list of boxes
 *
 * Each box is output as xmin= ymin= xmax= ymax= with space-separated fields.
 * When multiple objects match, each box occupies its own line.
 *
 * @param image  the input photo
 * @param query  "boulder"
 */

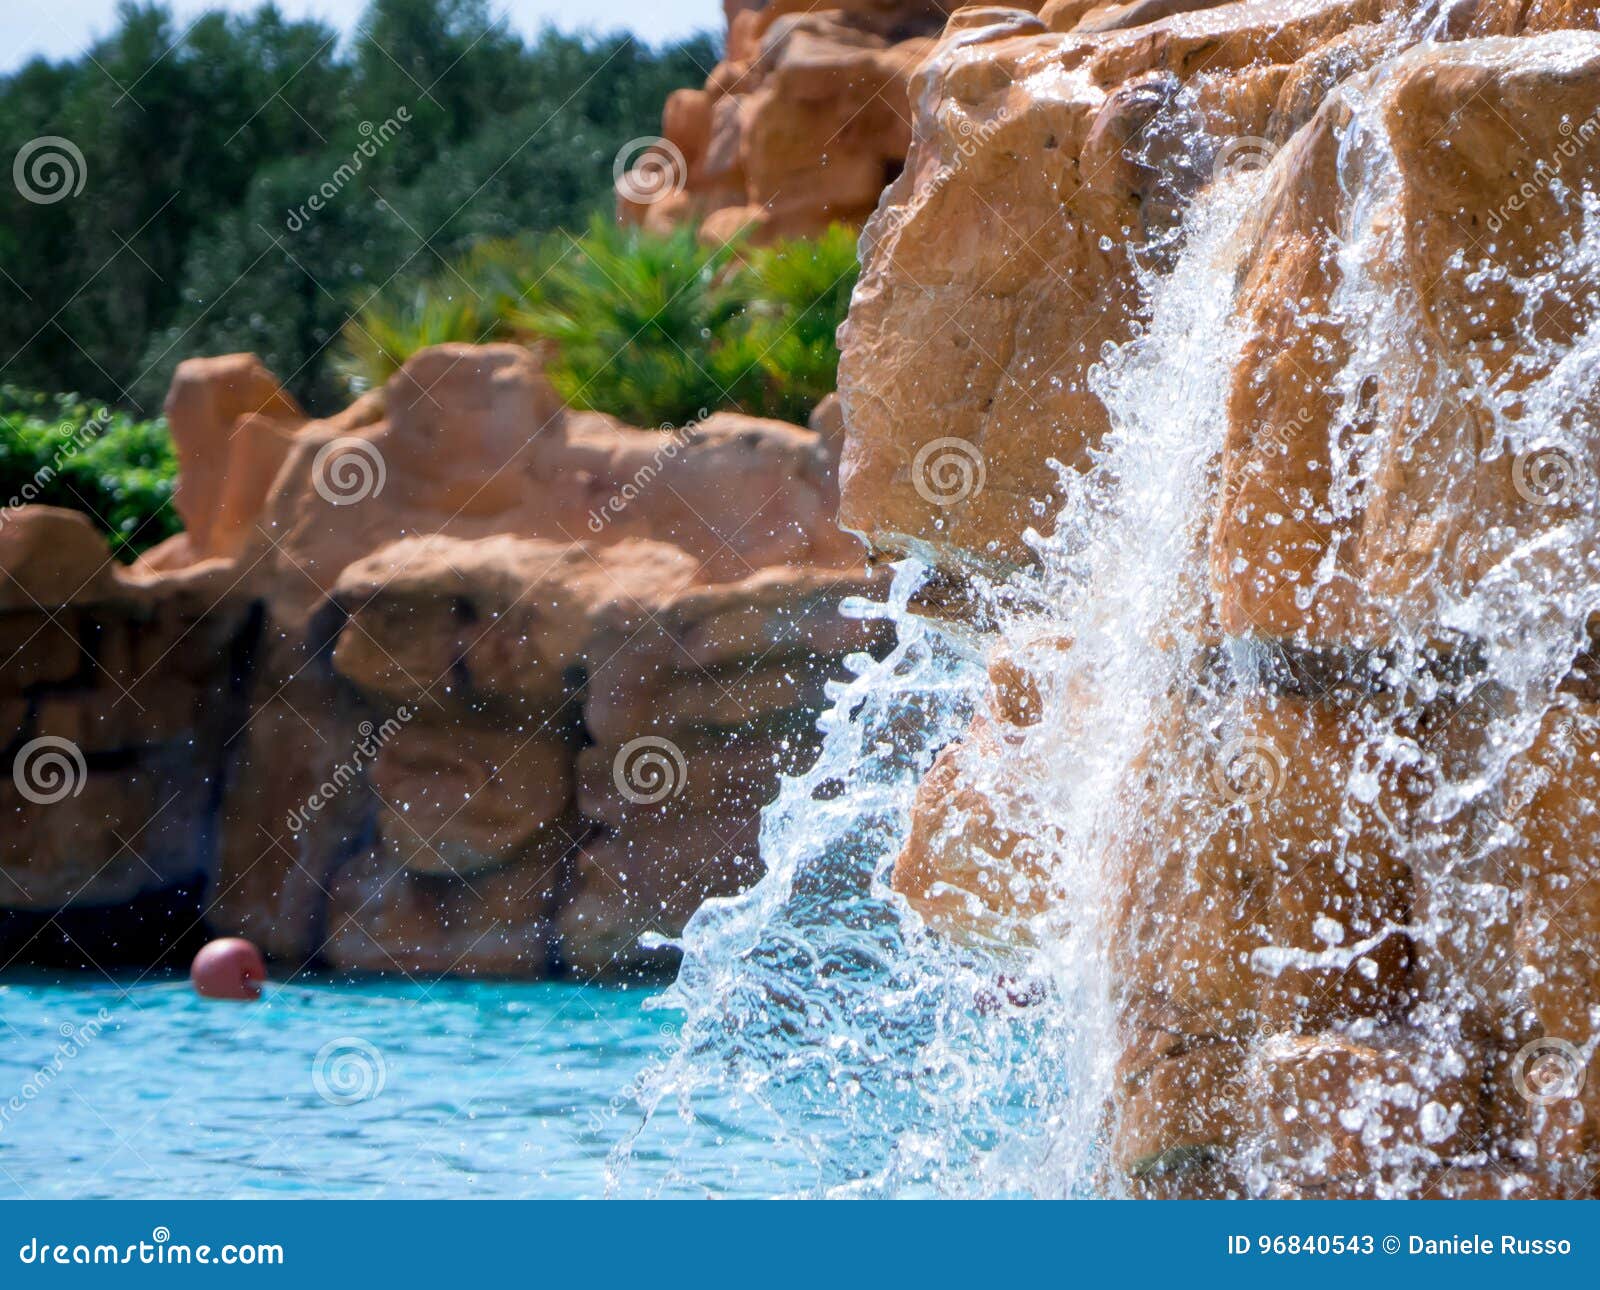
xmin=856 ymin=0 xmax=1600 ymax=1199
xmin=554 ymin=813 xmax=764 ymax=977
xmin=322 ymin=818 xmax=587 ymax=977
xmin=0 ymin=515 xmax=257 ymax=946
xmin=0 ymin=507 xmax=121 ymax=610
xmin=837 ymin=0 xmax=1403 ymax=573
xmin=892 ymin=716 xmax=1054 ymax=947
xmin=369 ymin=721 xmax=574 ymax=877
xmin=622 ymin=1 xmax=983 ymax=241
xmin=164 ymin=353 xmax=304 ymax=561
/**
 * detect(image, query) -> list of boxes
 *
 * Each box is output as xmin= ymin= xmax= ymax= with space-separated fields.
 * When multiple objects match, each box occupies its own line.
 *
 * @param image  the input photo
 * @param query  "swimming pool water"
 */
xmin=0 ymin=975 xmax=795 ymax=1199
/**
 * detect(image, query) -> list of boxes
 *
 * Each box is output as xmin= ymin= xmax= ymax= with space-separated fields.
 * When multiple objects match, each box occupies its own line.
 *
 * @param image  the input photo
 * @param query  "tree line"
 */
xmin=0 ymin=0 xmax=715 ymax=414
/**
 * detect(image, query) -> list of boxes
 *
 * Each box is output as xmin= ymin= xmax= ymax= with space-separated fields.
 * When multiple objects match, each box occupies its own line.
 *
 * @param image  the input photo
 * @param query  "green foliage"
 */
xmin=0 ymin=388 xmax=178 ymax=557
xmin=336 ymin=288 xmax=503 ymax=394
xmin=514 ymin=219 xmax=748 ymax=427
xmin=0 ymin=0 xmax=717 ymax=414
xmin=0 ymin=0 xmax=862 ymax=555
xmin=729 ymin=224 xmax=862 ymax=425
xmin=339 ymin=220 xmax=862 ymax=427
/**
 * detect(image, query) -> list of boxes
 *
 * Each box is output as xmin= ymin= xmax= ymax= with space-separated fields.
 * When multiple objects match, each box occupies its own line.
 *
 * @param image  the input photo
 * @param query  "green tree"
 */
xmin=0 ymin=0 xmax=715 ymax=414
xmin=0 ymin=3 xmax=349 ymax=405
xmin=0 ymin=386 xmax=177 ymax=556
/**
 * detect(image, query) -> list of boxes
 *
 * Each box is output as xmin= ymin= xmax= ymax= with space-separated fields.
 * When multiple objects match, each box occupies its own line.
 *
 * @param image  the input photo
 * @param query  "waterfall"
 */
xmin=615 ymin=30 xmax=1600 ymax=1199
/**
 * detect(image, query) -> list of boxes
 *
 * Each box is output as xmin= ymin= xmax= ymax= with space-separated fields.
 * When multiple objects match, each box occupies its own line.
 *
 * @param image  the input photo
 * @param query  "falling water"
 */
xmin=617 ymin=29 xmax=1600 ymax=1198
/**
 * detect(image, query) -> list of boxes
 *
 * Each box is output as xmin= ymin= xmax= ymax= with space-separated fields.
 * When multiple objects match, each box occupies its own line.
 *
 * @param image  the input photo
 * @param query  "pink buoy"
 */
xmin=190 ymin=937 xmax=267 ymax=1000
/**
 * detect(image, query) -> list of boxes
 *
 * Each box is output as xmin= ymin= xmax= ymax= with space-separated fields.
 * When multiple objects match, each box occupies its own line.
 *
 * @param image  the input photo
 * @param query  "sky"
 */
xmin=4 ymin=0 xmax=722 ymax=71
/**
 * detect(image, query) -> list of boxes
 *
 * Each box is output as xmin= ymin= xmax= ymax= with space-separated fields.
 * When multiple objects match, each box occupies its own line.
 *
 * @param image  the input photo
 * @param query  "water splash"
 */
xmin=619 ymin=30 xmax=1600 ymax=1199
xmin=605 ymin=162 xmax=1258 ymax=1196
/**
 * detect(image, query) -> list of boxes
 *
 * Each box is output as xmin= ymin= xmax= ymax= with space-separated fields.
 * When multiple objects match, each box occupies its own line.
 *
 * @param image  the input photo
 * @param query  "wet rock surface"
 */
xmin=8 ymin=0 xmax=1600 ymax=1203
xmin=842 ymin=0 xmax=1600 ymax=1197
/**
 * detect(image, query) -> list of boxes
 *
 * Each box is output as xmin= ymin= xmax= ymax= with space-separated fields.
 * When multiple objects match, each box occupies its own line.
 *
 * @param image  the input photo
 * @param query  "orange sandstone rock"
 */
xmin=1 ymin=335 xmax=881 ymax=977
xmin=164 ymin=353 xmax=304 ymax=562
xmin=623 ymin=1 xmax=978 ymax=242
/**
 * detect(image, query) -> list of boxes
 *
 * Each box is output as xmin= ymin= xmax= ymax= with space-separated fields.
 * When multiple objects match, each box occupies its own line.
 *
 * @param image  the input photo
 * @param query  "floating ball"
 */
xmin=190 ymin=937 xmax=267 ymax=1001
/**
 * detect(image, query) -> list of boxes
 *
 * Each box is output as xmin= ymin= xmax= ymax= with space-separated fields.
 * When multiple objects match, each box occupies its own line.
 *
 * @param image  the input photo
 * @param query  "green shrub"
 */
xmin=513 ymin=218 xmax=750 ymax=427
xmin=335 ymin=220 xmax=862 ymax=428
xmin=336 ymin=287 xmax=505 ymax=394
xmin=727 ymin=224 xmax=861 ymax=424
xmin=0 ymin=388 xmax=178 ymax=557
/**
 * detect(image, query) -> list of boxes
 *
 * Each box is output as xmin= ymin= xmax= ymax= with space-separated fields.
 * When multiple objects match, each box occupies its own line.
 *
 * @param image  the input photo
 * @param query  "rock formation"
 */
xmin=0 ymin=346 xmax=884 ymax=979
xmin=621 ymin=0 xmax=1024 ymax=241
xmin=836 ymin=0 xmax=1600 ymax=1198
xmin=8 ymin=0 xmax=1600 ymax=1203
xmin=0 ymin=508 xmax=257 ymax=964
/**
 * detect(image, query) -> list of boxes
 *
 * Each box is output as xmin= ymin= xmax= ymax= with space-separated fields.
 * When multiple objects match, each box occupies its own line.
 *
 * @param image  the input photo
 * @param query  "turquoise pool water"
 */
xmin=0 ymin=975 xmax=793 ymax=1199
